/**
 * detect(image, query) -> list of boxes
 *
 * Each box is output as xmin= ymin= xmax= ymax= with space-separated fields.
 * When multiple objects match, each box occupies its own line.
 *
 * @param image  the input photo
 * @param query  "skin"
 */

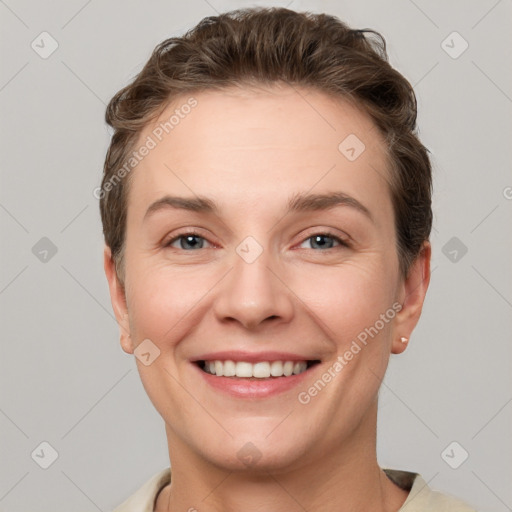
xmin=104 ymin=84 xmax=431 ymax=512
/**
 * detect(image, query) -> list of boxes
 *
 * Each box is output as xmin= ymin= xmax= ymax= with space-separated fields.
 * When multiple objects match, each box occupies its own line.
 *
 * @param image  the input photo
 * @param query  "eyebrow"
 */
xmin=143 ymin=191 xmax=373 ymax=222
xmin=287 ymin=191 xmax=372 ymax=220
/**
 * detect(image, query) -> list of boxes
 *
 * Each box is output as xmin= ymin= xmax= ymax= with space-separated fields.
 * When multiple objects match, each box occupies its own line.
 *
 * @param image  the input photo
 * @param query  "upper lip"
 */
xmin=191 ymin=351 xmax=321 ymax=363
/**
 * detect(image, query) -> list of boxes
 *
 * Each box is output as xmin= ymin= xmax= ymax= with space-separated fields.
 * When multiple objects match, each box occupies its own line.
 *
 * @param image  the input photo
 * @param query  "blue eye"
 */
xmin=167 ymin=233 xmax=209 ymax=250
xmin=300 ymin=233 xmax=345 ymax=250
xmin=164 ymin=232 xmax=347 ymax=251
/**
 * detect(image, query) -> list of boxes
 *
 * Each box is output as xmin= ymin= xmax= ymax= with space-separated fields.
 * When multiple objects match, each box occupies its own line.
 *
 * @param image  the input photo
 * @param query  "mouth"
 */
xmin=190 ymin=351 xmax=323 ymax=398
xmin=195 ymin=359 xmax=321 ymax=379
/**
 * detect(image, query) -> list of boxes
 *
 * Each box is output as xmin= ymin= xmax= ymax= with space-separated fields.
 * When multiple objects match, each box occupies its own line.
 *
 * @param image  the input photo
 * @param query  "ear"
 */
xmin=103 ymin=245 xmax=133 ymax=354
xmin=391 ymin=241 xmax=431 ymax=354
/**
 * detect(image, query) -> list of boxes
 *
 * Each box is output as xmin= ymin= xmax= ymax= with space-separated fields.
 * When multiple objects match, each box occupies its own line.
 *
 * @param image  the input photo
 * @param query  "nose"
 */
xmin=213 ymin=248 xmax=294 ymax=331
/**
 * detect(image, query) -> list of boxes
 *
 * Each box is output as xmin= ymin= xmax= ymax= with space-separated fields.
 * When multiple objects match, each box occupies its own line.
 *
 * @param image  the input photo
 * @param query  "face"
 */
xmin=105 ymin=85 xmax=430 ymax=472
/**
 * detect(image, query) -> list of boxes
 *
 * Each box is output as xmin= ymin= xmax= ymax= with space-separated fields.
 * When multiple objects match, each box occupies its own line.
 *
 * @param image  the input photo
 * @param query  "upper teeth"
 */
xmin=203 ymin=360 xmax=308 ymax=378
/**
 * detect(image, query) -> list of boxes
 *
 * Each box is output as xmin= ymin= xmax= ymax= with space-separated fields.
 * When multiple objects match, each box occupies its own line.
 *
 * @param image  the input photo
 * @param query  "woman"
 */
xmin=100 ymin=7 xmax=477 ymax=511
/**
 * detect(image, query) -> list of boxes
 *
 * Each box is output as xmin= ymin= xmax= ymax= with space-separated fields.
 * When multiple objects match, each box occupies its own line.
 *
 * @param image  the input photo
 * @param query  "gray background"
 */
xmin=1 ymin=0 xmax=511 ymax=510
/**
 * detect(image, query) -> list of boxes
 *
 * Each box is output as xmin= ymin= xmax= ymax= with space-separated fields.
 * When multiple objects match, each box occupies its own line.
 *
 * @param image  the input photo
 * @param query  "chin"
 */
xmin=195 ymin=429 xmax=311 ymax=473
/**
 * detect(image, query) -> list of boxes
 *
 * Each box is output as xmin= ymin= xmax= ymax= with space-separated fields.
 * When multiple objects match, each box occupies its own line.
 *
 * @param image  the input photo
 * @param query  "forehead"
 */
xmin=127 ymin=85 xmax=392 ymax=220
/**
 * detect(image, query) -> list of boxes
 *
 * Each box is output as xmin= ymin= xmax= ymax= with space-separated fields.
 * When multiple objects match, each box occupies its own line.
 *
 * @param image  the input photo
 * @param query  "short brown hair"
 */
xmin=100 ymin=7 xmax=432 ymax=281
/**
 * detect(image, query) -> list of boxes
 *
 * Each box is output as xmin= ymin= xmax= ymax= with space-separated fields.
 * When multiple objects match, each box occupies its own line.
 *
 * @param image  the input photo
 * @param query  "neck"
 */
xmin=155 ymin=402 xmax=408 ymax=512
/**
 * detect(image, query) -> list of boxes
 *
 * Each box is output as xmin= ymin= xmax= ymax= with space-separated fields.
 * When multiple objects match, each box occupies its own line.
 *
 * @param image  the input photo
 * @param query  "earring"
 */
xmin=400 ymin=336 xmax=409 ymax=344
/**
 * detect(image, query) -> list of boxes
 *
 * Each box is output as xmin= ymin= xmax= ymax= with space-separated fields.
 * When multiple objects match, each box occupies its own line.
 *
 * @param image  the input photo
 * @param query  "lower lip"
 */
xmin=193 ymin=363 xmax=317 ymax=399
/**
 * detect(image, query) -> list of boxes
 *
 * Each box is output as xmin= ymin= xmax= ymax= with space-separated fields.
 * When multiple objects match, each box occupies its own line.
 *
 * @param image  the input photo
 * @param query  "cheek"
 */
xmin=289 ymin=257 xmax=397 ymax=343
xmin=125 ymin=260 xmax=216 ymax=347
xmin=123 ymin=264 xmax=212 ymax=414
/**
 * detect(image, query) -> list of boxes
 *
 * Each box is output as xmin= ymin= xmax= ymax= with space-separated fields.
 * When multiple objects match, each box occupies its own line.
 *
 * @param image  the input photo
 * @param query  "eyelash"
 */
xmin=163 ymin=230 xmax=349 ymax=251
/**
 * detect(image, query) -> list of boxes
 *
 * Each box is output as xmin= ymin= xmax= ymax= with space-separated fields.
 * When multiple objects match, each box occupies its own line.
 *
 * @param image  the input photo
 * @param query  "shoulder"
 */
xmin=113 ymin=467 xmax=171 ymax=512
xmin=384 ymin=468 xmax=478 ymax=512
